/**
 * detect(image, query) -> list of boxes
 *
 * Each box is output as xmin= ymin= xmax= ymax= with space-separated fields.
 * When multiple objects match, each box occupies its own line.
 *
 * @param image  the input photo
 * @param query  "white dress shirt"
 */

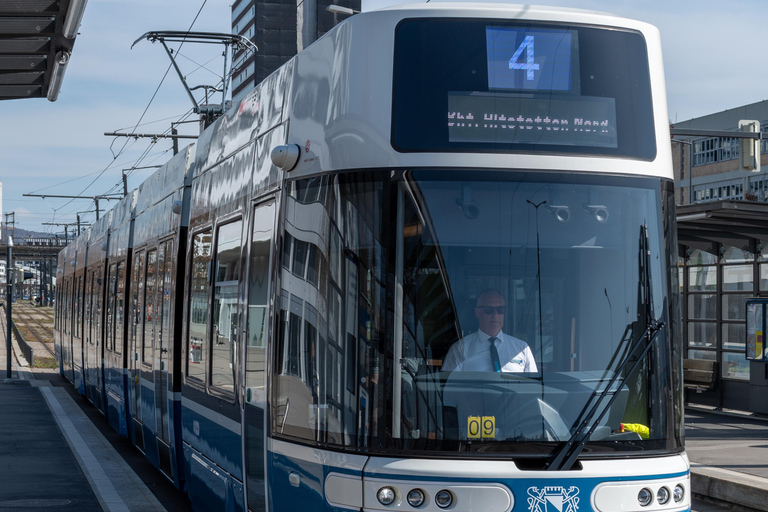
xmin=441 ymin=329 xmax=538 ymax=373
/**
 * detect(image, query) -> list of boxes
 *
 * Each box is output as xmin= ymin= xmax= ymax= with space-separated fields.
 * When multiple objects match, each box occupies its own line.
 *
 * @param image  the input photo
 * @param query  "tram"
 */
xmin=54 ymin=3 xmax=688 ymax=512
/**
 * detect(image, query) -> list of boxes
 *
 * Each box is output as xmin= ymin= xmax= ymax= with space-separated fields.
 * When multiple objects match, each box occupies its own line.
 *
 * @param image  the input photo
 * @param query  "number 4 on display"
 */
xmin=509 ymin=35 xmax=539 ymax=80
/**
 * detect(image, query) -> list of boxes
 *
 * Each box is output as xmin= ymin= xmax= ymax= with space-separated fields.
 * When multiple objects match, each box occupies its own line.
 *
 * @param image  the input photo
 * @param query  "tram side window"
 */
xmin=61 ymin=281 xmax=66 ymax=334
xmin=94 ymin=268 xmax=103 ymax=349
xmin=144 ymin=250 xmax=158 ymax=365
xmin=160 ymin=242 xmax=173 ymax=357
xmin=85 ymin=271 xmax=93 ymax=344
xmin=246 ymin=202 xmax=275 ymax=389
xmin=211 ymin=220 xmax=243 ymax=394
xmin=106 ymin=264 xmax=117 ymax=352
xmin=187 ymin=231 xmax=212 ymax=382
xmin=154 ymin=246 xmax=166 ymax=360
xmin=76 ymin=276 xmax=83 ymax=339
xmin=131 ymin=252 xmax=146 ymax=363
xmin=273 ymin=173 xmax=388 ymax=447
xmin=114 ymin=262 xmax=125 ymax=355
xmin=63 ymin=280 xmax=69 ymax=335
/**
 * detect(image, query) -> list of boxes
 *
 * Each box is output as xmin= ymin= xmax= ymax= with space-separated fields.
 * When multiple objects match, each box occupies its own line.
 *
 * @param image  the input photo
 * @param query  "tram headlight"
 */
xmin=657 ymin=486 xmax=670 ymax=505
xmin=673 ymin=484 xmax=685 ymax=503
xmin=637 ymin=488 xmax=653 ymax=507
xmin=407 ymin=489 xmax=425 ymax=508
xmin=377 ymin=486 xmax=396 ymax=506
xmin=435 ymin=489 xmax=453 ymax=509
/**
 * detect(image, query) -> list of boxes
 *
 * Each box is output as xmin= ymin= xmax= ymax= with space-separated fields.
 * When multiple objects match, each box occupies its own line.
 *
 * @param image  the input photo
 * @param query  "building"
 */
xmin=673 ymin=100 xmax=768 ymax=413
xmin=230 ymin=0 xmax=361 ymax=105
xmin=672 ymin=99 xmax=768 ymax=206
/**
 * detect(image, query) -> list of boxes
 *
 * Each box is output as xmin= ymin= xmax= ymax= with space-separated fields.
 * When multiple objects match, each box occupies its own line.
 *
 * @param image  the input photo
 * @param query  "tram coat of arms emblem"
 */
xmin=527 ymin=486 xmax=580 ymax=512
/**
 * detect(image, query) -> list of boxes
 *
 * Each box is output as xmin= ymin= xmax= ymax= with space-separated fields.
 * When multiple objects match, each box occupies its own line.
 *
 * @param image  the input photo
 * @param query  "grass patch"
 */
xmin=33 ymin=357 xmax=58 ymax=369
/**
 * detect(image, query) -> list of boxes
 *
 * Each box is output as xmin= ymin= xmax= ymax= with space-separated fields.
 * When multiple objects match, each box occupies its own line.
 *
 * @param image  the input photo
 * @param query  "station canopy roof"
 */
xmin=677 ymin=200 xmax=768 ymax=256
xmin=0 ymin=0 xmax=86 ymax=101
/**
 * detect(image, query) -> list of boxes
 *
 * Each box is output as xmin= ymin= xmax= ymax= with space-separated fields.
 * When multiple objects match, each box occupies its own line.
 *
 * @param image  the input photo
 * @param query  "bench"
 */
xmin=683 ymin=358 xmax=716 ymax=392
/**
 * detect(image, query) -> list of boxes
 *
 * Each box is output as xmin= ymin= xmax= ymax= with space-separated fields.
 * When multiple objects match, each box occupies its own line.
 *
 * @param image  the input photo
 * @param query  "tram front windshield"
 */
xmin=273 ymin=170 xmax=681 ymax=457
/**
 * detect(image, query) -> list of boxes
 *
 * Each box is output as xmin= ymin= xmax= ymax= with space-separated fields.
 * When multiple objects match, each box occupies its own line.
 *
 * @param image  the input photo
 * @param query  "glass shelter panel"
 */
xmin=688 ymin=294 xmax=716 ymax=320
xmin=722 ymin=352 xmax=749 ymax=380
xmin=688 ymin=266 xmax=717 ymax=292
xmin=723 ymin=265 xmax=753 ymax=292
xmin=688 ymin=322 xmax=717 ymax=348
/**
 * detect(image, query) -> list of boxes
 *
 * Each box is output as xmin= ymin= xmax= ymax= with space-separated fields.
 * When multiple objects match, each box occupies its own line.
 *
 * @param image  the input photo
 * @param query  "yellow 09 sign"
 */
xmin=467 ymin=416 xmax=495 ymax=439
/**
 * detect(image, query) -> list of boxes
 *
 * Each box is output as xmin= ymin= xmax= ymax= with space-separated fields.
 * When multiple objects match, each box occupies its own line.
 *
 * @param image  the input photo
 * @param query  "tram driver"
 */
xmin=441 ymin=289 xmax=537 ymax=373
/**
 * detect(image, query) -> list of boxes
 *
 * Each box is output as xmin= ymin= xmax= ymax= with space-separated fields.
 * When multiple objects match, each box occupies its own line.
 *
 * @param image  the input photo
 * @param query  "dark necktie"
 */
xmin=489 ymin=337 xmax=501 ymax=372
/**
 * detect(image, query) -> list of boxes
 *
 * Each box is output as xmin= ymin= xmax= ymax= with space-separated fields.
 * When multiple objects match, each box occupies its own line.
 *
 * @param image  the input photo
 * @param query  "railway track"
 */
xmin=12 ymin=303 xmax=55 ymax=357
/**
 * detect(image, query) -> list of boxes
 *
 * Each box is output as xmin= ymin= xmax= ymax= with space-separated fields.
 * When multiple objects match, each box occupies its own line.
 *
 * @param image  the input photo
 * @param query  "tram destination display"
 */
xmin=447 ymin=93 xmax=617 ymax=147
xmin=393 ymin=18 xmax=655 ymax=158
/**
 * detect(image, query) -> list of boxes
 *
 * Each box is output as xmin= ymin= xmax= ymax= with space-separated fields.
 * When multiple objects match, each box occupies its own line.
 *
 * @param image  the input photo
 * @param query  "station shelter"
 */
xmin=677 ymin=200 xmax=768 ymax=413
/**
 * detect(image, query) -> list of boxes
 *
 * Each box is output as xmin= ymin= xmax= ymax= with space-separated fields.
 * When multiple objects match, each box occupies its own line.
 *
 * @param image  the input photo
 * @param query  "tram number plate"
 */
xmin=467 ymin=416 xmax=496 ymax=439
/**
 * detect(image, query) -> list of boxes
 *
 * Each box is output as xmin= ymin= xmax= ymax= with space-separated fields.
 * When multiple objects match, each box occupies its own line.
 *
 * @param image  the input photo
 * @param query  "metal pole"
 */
xmin=5 ymin=237 xmax=12 ymax=381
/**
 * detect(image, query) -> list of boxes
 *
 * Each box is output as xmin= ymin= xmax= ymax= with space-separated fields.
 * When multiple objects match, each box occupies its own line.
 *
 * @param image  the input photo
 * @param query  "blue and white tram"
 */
xmin=56 ymin=3 xmax=688 ymax=512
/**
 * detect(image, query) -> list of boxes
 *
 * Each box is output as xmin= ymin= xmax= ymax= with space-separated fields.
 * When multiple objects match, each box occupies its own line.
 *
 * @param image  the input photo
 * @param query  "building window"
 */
xmin=693 ymin=137 xmax=738 ymax=166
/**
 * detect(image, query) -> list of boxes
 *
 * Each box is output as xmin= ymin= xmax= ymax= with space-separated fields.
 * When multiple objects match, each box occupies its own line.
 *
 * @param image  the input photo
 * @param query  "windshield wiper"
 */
xmin=545 ymin=223 xmax=663 ymax=471
xmin=544 ymin=317 xmax=664 ymax=471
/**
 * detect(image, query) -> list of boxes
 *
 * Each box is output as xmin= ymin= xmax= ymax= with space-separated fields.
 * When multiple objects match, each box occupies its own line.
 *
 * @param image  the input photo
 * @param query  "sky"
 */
xmin=1 ymin=0 xmax=768 ymax=235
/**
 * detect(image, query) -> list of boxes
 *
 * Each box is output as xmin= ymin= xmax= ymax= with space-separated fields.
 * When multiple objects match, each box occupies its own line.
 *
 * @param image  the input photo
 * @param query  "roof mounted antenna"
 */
xmin=132 ymin=31 xmax=258 ymax=130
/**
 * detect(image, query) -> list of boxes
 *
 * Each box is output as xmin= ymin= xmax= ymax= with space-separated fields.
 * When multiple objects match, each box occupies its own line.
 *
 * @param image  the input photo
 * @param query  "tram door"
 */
xmin=156 ymin=241 xmax=172 ymax=447
xmin=243 ymin=200 xmax=275 ymax=511
xmin=84 ymin=270 xmax=94 ymax=401
xmin=130 ymin=251 xmax=146 ymax=443
xmin=93 ymin=266 xmax=104 ymax=411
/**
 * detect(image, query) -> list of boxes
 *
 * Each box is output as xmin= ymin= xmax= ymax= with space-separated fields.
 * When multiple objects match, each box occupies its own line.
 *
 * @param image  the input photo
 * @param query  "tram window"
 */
xmin=106 ymin=264 xmax=116 ymax=351
xmin=187 ymin=231 xmax=212 ymax=383
xmin=155 ymin=246 xmax=166 ymax=361
xmin=75 ymin=276 xmax=82 ymax=339
xmin=144 ymin=250 xmax=158 ymax=365
xmin=160 ymin=242 xmax=173 ymax=360
xmin=132 ymin=252 xmax=145 ymax=364
xmin=84 ymin=272 xmax=91 ymax=343
xmin=273 ymin=174 xmax=388 ymax=446
xmin=211 ymin=220 xmax=243 ymax=393
xmin=114 ymin=262 xmax=125 ymax=355
xmin=94 ymin=268 xmax=103 ymax=349
xmin=246 ymin=201 xmax=275 ymax=389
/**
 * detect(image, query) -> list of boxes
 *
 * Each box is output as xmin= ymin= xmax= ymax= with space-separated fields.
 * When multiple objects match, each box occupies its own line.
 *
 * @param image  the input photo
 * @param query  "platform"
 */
xmin=0 ymin=332 xmax=188 ymax=512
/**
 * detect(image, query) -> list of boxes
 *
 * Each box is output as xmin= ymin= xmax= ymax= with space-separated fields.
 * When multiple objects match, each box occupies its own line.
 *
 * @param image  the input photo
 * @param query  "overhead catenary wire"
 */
xmin=38 ymin=0 xmax=211 ymax=224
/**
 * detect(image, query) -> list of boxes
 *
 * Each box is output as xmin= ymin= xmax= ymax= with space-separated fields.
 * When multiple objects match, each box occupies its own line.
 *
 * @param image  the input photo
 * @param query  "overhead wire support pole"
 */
xmin=23 ymin=193 xmax=123 ymax=221
xmin=43 ymin=222 xmax=80 ymax=243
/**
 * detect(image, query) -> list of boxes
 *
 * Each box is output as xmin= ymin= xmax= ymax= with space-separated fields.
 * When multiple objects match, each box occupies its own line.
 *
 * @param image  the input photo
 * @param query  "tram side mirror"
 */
xmin=270 ymin=144 xmax=301 ymax=171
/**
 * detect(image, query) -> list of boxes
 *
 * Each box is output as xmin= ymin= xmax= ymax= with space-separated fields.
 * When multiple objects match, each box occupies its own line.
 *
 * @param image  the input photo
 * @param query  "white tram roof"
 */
xmin=271 ymin=2 xmax=673 ymax=181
